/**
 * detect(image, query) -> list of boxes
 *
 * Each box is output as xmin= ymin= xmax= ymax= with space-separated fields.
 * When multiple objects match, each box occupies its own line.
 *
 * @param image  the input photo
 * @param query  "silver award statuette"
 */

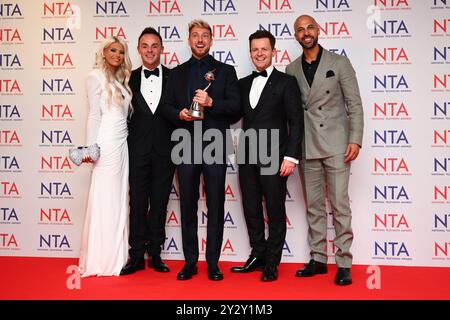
xmin=188 ymin=69 xmax=215 ymax=120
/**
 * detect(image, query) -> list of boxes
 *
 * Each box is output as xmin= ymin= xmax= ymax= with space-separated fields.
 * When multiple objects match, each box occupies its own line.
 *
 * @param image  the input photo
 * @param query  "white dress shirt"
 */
xmin=249 ymin=65 xmax=273 ymax=109
xmin=140 ymin=64 xmax=162 ymax=114
xmin=249 ymin=65 xmax=298 ymax=165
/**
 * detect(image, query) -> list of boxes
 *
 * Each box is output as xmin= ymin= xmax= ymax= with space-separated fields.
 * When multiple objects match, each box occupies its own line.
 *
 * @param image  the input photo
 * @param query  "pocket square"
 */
xmin=326 ymin=70 xmax=335 ymax=78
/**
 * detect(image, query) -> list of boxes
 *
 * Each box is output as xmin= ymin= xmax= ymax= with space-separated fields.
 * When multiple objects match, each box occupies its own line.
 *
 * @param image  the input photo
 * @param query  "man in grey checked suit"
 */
xmin=286 ymin=15 xmax=364 ymax=286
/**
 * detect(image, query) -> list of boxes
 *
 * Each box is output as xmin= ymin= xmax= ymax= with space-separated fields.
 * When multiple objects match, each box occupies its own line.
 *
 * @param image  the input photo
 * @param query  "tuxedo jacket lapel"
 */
xmin=242 ymin=76 xmax=253 ymax=116
xmin=258 ymin=70 xmax=278 ymax=106
xmin=250 ymin=69 xmax=280 ymax=118
xmin=130 ymin=66 xmax=153 ymax=116
xmin=154 ymin=65 xmax=170 ymax=116
xmin=162 ymin=65 xmax=169 ymax=90
xmin=132 ymin=66 xmax=173 ymax=116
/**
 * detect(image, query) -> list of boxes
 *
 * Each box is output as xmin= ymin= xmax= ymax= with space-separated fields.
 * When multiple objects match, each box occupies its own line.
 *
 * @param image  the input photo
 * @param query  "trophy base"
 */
xmin=188 ymin=109 xmax=204 ymax=120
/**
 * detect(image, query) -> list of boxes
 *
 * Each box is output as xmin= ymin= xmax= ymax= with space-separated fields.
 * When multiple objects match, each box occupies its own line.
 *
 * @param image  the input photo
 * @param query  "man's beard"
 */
xmin=299 ymin=36 xmax=318 ymax=49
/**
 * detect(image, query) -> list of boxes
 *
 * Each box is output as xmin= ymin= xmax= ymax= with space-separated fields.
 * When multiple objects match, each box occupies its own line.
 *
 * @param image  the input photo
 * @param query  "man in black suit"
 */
xmin=121 ymin=27 xmax=175 ymax=275
xmin=230 ymin=30 xmax=303 ymax=281
xmin=161 ymin=19 xmax=240 ymax=281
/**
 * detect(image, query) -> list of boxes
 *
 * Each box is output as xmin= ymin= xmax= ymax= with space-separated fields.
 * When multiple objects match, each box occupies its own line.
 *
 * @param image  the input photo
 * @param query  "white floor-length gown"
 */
xmin=78 ymin=69 xmax=131 ymax=277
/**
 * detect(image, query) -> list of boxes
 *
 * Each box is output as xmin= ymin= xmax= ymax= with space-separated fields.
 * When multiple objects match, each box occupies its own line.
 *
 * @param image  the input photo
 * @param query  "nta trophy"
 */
xmin=188 ymin=69 xmax=215 ymax=120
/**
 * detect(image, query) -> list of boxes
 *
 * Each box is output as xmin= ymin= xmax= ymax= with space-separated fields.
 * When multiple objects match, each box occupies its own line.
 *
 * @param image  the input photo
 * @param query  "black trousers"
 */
xmin=238 ymin=163 xmax=288 ymax=265
xmin=128 ymin=151 xmax=175 ymax=259
xmin=177 ymin=163 xmax=227 ymax=265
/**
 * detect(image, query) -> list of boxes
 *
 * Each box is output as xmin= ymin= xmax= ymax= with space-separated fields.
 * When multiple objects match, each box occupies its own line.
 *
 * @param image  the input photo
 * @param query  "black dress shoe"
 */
xmin=176 ymin=264 xmax=198 ymax=280
xmin=230 ymin=255 xmax=265 ymax=273
xmin=261 ymin=264 xmax=278 ymax=282
xmin=335 ymin=268 xmax=352 ymax=286
xmin=120 ymin=258 xmax=145 ymax=275
xmin=296 ymin=259 xmax=328 ymax=277
xmin=148 ymin=256 xmax=170 ymax=273
xmin=208 ymin=264 xmax=224 ymax=281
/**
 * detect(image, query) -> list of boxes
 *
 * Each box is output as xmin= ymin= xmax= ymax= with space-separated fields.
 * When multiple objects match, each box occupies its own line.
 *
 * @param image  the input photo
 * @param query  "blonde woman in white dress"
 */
xmin=78 ymin=37 xmax=132 ymax=277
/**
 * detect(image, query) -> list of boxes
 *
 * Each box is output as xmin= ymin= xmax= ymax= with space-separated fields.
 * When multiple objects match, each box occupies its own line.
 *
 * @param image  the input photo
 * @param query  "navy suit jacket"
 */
xmin=160 ymin=55 xmax=240 ymax=160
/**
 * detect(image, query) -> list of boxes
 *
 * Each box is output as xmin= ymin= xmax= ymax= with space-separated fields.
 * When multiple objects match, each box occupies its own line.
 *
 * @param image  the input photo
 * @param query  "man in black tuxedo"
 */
xmin=160 ymin=20 xmax=240 ymax=281
xmin=121 ymin=27 xmax=175 ymax=275
xmin=230 ymin=30 xmax=303 ymax=281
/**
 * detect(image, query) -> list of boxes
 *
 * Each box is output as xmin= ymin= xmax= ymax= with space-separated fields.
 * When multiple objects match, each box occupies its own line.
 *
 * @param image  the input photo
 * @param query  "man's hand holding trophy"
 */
xmin=179 ymin=69 xmax=215 ymax=121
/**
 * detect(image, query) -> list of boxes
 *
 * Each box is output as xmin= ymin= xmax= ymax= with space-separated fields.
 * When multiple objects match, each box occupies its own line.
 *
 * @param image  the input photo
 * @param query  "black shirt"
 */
xmin=301 ymin=45 xmax=323 ymax=88
xmin=188 ymin=54 xmax=213 ymax=101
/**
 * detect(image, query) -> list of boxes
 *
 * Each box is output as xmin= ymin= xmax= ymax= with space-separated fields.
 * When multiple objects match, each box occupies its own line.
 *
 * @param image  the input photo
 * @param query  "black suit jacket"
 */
xmin=160 ymin=55 xmax=240 ymax=160
xmin=237 ymin=68 xmax=303 ymax=166
xmin=128 ymin=65 xmax=174 ymax=157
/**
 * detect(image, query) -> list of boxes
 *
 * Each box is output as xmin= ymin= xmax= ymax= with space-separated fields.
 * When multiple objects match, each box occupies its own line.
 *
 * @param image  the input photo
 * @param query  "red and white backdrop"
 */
xmin=1 ymin=0 xmax=449 ymax=267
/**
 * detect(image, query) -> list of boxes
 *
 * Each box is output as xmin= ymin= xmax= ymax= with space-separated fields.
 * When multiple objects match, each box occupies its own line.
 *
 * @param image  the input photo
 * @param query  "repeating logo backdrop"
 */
xmin=1 ymin=0 xmax=449 ymax=267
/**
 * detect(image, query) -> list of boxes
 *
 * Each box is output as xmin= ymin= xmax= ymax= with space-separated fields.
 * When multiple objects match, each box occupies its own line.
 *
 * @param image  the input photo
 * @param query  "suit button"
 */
xmin=318 ymin=107 xmax=322 ymax=110
xmin=320 ymin=124 xmax=323 ymax=127
xmin=326 ymin=90 xmax=330 ymax=94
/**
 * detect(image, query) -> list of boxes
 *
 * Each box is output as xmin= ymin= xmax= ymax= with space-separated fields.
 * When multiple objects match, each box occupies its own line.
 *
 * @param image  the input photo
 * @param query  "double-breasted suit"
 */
xmin=286 ymin=48 xmax=364 ymax=267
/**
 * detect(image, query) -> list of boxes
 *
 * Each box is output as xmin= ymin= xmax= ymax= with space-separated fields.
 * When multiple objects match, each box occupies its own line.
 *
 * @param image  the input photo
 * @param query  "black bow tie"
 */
xmin=144 ymin=68 xmax=159 ymax=78
xmin=252 ymin=70 xmax=268 ymax=78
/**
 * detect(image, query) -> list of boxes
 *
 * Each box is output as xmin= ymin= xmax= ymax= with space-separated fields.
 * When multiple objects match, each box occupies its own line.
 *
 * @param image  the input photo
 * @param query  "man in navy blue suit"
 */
xmin=161 ymin=19 xmax=240 ymax=281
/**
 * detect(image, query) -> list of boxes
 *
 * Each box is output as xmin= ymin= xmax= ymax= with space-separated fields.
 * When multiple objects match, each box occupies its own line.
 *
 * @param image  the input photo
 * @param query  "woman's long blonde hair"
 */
xmin=95 ymin=37 xmax=132 ymax=111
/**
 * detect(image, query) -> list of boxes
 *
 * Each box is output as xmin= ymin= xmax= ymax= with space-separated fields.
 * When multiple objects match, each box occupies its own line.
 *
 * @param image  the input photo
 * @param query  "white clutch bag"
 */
xmin=69 ymin=143 xmax=101 ymax=166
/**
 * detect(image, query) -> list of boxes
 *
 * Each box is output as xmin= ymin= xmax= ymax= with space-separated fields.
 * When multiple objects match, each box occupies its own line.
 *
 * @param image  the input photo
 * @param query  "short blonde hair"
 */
xmin=188 ymin=19 xmax=212 ymax=36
